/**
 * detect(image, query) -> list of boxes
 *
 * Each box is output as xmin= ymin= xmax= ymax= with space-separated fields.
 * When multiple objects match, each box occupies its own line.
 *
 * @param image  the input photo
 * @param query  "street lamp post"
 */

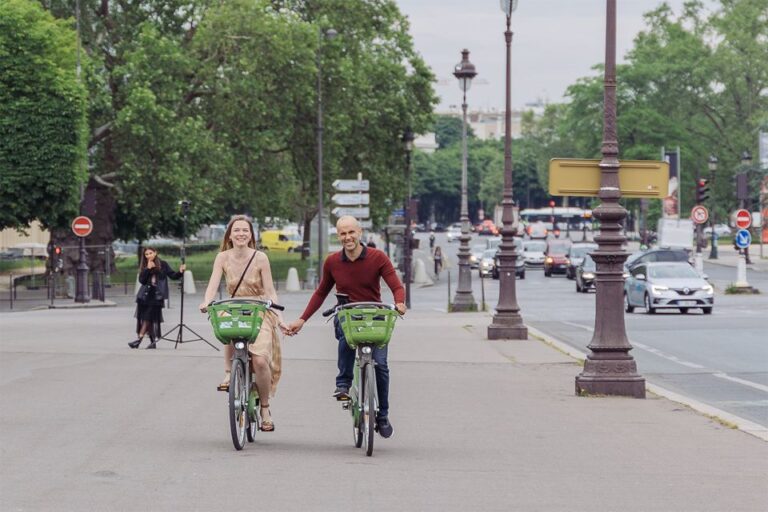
xmin=575 ymin=0 xmax=645 ymax=398
xmin=402 ymin=128 xmax=415 ymax=309
xmin=451 ymin=49 xmax=478 ymax=311
xmin=708 ymin=155 xmax=718 ymax=260
xmin=316 ymin=27 xmax=337 ymax=284
xmin=488 ymin=0 xmax=527 ymax=339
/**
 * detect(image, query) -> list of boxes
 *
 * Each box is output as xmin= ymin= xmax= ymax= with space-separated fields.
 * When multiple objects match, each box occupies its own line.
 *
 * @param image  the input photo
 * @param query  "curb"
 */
xmin=31 ymin=300 xmax=118 ymax=310
xmin=525 ymin=325 xmax=768 ymax=443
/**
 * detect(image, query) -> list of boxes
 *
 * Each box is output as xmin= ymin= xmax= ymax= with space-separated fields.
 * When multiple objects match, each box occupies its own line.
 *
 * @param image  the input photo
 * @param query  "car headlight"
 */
xmin=545 ymin=257 xmax=553 ymax=264
xmin=651 ymin=285 xmax=669 ymax=294
xmin=582 ymin=272 xmax=595 ymax=279
xmin=702 ymin=284 xmax=714 ymax=294
xmin=470 ymin=255 xmax=477 ymax=263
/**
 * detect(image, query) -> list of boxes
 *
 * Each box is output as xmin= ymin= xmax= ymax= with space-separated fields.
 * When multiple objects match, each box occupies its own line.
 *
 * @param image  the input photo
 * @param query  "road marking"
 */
xmin=559 ymin=321 xmax=767 ymax=391
xmin=712 ymin=372 xmax=768 ymax=393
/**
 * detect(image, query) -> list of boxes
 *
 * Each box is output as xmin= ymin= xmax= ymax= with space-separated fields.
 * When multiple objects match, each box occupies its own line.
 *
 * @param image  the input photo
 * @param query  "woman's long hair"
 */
xmin=220 ymin=215 xmax=257 ymax=252
xmin=138 ymin=246 xmax=164 ymax=273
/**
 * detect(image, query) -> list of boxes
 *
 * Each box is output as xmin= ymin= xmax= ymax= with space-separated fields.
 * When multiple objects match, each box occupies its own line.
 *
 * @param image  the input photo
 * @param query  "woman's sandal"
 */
xmin=260 ymin=404 xmax=275 ymax=432
xmin=217 ymin=371 xmax=231 ymax=392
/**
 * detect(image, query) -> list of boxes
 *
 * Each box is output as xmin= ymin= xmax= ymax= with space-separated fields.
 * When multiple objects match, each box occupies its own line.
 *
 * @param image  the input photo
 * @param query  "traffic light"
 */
xmin=696 ymin=178 xmax=709 ymax=204
xmin=53 ymin=245 xmax=63 ymax=272
xmin=549 ymin=200 xmax=556 ymax=208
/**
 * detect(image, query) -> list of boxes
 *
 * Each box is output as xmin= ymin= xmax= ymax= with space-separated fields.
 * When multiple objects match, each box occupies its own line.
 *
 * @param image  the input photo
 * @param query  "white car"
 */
xmin=624 ymin=262 xmax=714 ymax=314
xmin=446 ymin=223 xmax=463 ymax=243
xmin=703 ymin=224 xmax=731 ymax=237
xmin=521 ymin=240 xmax=546 ymax=267
xmin=469 ymin=243 xmax=486 ymax=269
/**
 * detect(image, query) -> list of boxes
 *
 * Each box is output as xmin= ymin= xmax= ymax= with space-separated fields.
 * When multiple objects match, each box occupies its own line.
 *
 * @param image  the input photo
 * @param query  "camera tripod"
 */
xmin=160 ymin=200 xmax=219 ymax=351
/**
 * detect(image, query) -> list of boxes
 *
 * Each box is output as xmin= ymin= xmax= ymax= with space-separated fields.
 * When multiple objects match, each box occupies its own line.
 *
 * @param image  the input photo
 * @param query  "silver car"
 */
xmin=521 ymin=240 xmax=546 ymax=267
xmin=469 ymin=243 xmax=486 ymax=269
xmin=446 ymin=223 xmax=463 ymax=243
xmin=624 ymin=262 xmax=714 ymax=315
xmin=479 ymin=249 xmax=496 ymax=278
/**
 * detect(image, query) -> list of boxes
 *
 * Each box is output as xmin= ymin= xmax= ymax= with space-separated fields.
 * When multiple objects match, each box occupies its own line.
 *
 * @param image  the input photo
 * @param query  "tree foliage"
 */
xmin=0 ymin=0 xmax=87 ymax=230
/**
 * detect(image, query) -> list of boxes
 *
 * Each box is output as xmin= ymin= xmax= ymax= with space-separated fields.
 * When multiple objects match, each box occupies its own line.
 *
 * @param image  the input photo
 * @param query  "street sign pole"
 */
xmin=71 ymin=216 xmax=93 ymax=303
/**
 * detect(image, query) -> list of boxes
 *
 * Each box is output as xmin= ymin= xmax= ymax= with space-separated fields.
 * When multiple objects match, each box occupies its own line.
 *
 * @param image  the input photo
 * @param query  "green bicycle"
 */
xmin=323 ymin=300 xmax=399 ymax=456
xmin=208 ymin=298 xmax=284 ymax=451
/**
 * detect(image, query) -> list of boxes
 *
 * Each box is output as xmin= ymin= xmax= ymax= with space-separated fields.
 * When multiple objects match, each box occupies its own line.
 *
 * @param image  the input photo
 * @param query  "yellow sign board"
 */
xmin=548 ymin=158 xmax=669 ymax=198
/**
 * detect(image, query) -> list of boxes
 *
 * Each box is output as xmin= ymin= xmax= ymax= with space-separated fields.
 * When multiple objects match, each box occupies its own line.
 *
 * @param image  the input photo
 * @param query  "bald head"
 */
xmin=336 ymin=215 xmax=360 ymax=231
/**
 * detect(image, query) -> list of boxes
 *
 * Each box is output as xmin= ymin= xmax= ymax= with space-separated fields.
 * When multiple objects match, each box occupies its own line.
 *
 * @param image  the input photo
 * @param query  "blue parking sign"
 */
xmin=734 ymin=229 xmax=752 ymax=249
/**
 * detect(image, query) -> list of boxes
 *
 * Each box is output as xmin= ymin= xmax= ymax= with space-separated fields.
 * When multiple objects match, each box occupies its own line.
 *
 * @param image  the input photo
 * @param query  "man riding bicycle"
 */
xmin=284 ymin=216 xmax=406 ymax=438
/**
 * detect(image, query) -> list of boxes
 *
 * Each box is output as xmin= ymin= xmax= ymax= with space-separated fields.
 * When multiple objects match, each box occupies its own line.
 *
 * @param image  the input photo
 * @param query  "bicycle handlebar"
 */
xmin=322 ymin=301 xmax=396 ymax=318
xmin=209 ymin=298 xmax=285 ymax=311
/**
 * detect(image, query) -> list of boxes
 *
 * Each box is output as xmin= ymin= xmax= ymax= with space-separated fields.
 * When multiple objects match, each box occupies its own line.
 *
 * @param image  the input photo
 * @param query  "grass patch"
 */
xmin=0 ymin=259 xmax=45 ymax=273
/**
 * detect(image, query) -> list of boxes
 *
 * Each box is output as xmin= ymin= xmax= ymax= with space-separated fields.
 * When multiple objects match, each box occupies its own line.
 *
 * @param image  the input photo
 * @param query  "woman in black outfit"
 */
xmin=128 ymin=247 xmax=185 ymax=349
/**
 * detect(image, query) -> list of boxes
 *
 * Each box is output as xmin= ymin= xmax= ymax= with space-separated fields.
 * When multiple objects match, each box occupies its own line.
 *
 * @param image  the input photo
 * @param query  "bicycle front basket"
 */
xmin=208 ymin=302 xmax=267 ymax=344
xmin=337 ymin=308 xmax=398 ymax=348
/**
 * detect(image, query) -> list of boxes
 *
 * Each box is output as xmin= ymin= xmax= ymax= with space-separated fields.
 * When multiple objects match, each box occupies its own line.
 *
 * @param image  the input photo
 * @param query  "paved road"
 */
xmin=2 ymin=294 xmax=767 ymax=511
xmin=416 ymin=231 xmax=768 ymax=430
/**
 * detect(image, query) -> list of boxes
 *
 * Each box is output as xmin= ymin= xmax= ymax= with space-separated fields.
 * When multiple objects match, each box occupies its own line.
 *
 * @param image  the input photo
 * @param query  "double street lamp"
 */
xmin=488 ymin=0 xmax=526 ymax=338
xmin=316 ymin=27 xmax=337 ymax=283
xmin=451 ymin=49 xmax=478 ymax=311
xmin=708 ymin=155 xmax=718 ymax=260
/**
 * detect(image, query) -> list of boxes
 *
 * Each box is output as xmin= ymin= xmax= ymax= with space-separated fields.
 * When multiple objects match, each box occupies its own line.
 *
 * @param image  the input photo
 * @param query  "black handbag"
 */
xmin=137 ymin=284 xmax=163 ymax=304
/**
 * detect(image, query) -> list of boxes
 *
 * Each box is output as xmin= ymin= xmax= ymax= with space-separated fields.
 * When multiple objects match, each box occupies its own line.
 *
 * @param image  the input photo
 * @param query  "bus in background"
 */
xmin=519 ymin=207 xmax=591 ymax=237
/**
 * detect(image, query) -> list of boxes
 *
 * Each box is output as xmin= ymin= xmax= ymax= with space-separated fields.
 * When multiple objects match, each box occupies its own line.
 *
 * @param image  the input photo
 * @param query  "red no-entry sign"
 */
xmin=734 ymin=209 xmax=751 ymax=229
xmin=71 ymin=216 xmax=93 ymax=237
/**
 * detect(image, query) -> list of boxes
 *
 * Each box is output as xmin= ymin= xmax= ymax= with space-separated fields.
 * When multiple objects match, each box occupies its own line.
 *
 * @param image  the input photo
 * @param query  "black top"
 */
xmin=139 ymin=260 xmax=183 ymax=303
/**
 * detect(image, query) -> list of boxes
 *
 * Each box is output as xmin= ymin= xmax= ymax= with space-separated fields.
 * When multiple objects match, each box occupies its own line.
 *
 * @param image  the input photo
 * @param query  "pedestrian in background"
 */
xmin=128 ymin=247 xmax=185 ymax=349
xmin=433 ymin=246 xmax=443 ymax=279
xmin=429 ymin=230 xmax=436 ymax=251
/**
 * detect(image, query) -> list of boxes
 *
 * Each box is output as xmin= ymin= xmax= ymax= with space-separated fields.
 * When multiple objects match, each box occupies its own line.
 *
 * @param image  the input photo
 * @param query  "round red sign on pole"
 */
xmin=71 ymin=216 xmax=93 ymax=237
xmin=691 ymin=205 xmax=709 ymax=225
xmin=735 ymin=209 xmax=751 ymax=229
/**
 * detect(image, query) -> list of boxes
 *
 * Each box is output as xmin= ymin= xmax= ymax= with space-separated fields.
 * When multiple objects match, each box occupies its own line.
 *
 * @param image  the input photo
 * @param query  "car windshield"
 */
xmin=648 ymin=264 xmax=699 ymax=279
xmin=548 ymin=243 xmax=570 ymax=254
xmin=655 ymin=251 xmax=688 ymax=262
xmin=582 ymin=255 xmax=596 ymax=270
xmin=571 ymin=245 xmax=596 ymax=258
xmin=524 ymin=242 xmax=546 ymax=252
xmin=472 ymin=244 xmax=486 ymax=253
xmin=482 ymin=249 xmax=496 ymax=259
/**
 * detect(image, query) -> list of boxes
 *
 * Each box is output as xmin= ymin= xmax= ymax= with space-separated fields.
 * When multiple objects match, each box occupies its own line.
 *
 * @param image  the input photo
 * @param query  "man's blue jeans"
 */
xmin=334 ymin=318 xmax=389 ymax=418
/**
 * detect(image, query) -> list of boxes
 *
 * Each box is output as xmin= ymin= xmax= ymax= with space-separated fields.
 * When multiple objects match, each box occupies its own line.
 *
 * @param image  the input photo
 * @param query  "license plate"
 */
xmin=679 ymin=300 xmax=697 ymax=306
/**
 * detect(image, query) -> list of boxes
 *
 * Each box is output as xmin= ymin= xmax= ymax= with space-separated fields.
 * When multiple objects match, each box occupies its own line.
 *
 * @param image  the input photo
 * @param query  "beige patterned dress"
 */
xmin=222 ymin=250 xmax=282 ymax=396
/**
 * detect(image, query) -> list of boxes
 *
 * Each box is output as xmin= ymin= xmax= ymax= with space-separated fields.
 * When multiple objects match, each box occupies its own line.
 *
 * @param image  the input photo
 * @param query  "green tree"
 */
xmin=433 ymin=114 xmax=473 ymax=149
xmin=0 ymin=0 xmax=87 ymax=230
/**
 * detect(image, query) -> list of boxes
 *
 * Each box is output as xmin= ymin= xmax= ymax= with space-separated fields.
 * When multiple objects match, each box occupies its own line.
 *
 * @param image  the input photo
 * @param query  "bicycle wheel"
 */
xmin=362 ymin=364 xmax=376 ymax=457
xmin=228 ymin=359 xmax=247 ymax=451
xmin=352 ymin=372 xmax=363 ymax=448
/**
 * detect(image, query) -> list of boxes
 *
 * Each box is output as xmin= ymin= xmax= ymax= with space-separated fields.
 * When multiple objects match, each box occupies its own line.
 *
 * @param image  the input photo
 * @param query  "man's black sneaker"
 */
xmin=376 ymin=416 xmax=394 ymax=438
xmin=333 ymin=386 xmax=350 ymax=401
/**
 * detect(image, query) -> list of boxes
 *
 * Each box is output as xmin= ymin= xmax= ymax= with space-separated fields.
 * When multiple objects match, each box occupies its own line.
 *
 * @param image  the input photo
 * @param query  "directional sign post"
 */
xmin=332 ymin=193 xmax=369 ymax=205
xmin=332 ymin=174 xmax=372 ymax=231
xmin=332 ymin=179 xmax=369 ymax=192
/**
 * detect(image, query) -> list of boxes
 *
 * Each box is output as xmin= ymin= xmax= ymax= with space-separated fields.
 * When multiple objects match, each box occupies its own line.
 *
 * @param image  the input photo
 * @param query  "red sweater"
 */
xmin=300 ymin=246 xmax=405 ymax=321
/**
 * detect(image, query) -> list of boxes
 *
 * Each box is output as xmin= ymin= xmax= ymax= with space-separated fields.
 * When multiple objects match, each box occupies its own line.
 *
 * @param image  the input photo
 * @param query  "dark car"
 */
xmin=566 ymin=243 xmax=598 ymax=280
xmin=492 ymin=238 xmax=525 ymax=280
xmin=544 ymin=239 xmax=573 ymax=277
xmin=575 ymin=254 xmax=597 ymax=293
xmin=625 ymin=247 xmax=691 ymax=273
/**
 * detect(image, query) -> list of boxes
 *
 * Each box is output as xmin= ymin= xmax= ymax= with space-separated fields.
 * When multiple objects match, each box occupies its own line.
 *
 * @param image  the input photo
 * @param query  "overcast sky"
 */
xmin=395 ymin=0 xmax=717 ymax=111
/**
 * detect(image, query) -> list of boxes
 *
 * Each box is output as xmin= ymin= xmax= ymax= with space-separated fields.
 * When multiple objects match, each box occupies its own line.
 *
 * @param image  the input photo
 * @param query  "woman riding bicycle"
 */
xmin=199 ymin=215 xmax=286 ymax=432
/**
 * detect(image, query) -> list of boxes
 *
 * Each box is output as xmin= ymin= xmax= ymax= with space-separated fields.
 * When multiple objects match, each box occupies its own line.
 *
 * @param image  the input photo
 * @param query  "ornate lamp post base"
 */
xmin=487 ymin=320 xmax=527 ymax=340
xmin=576 ymin=355 xmax=645 ymax=398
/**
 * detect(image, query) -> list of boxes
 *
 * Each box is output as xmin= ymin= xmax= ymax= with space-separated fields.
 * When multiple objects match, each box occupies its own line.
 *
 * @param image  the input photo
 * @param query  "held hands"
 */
xmin=281 ymin=319 xmax=305 ymax=336
xmin=179 ymin=264 xmax=186 ymax=272
xmin=395 ymin=303 xmax=407 ymax=315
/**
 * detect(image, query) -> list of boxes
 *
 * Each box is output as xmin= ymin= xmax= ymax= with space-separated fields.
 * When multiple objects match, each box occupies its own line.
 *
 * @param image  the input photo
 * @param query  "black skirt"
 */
xmin=135 ymin=302 xmax=164 ymax=340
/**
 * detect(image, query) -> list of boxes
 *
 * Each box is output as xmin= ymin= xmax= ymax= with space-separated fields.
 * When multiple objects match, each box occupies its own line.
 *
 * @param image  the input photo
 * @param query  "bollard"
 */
xmin=480 ymin=269 xmax=486 ymax=311
xmin=285 ymin=268 xmax=301 ymax=291
xmin=447 ymin=270 xmax=451 ymax=310
xmin=9 ymin=274 xmax=13 ymax=310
